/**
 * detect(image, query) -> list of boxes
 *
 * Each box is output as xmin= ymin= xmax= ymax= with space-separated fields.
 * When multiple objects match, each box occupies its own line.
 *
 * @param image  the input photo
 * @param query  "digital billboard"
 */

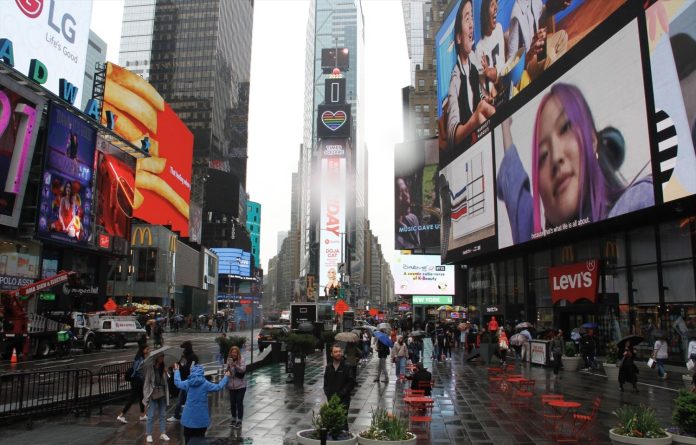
xmin=38 ymin=104 xmax=97 ymax=246
xmin=321 ymin=48 xmax=350 ymax=73
xmin=319 ymin=151 xmax=346 ymax=297
xmin=0 ymin=77 xmax=46 ymax=228
xmin=317 ymin=104 xmax=351 ymax=139
xmin=0 ymin=0 xmax=93 ymax=107
xmin=644 ymin=0 xmax=696 ymax=203
xmin=439 ymin=132 xmax=496 ymax=262
xmin=394 ymin=138 xmax=441 ymax=250
xmin=212 ymin=248 xmax=252 ymax=279
xmin=495 ymin=20 xmax=653 ymax=249
xmin=101 ymin=63 xmax=193 ymax=236
xmin=95 ymin=136 xmax=136 ymax=239
xmin=435 ymin=0 xmax=624 ymax=162
xmin=391 ymin=253 xmax=455 ymax=296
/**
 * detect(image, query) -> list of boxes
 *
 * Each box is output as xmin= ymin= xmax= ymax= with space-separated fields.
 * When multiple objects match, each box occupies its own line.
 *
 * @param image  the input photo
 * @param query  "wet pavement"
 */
xmin=0 ymin=339 xmax=687 ymax=445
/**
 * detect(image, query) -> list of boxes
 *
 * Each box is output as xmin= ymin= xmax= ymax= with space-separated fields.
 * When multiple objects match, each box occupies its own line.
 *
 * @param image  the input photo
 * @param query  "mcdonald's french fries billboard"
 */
xmin=100 ymin=62 xmax=193 ymax=236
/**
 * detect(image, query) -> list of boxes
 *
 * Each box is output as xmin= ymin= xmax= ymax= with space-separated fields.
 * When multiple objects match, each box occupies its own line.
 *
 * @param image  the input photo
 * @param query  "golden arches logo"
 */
xmin=561 ymin=246 xmax=574 ymax=263
xmin=604 ymin=240 xmax=618 ymax=260
xmin=169 ymin=235 xmax=177 ymax=252
xmin=131 ymin=227 xmax=153 ymax=246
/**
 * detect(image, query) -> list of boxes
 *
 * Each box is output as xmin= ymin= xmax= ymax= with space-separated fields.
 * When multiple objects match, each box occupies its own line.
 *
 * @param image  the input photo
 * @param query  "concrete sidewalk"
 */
xmin=0 ymin=341 xmax=686 ymax=445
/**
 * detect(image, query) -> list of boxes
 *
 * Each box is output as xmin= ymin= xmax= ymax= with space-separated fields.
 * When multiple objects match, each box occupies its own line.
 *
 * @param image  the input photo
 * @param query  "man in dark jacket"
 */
xmin=407 ymin=363 xmax=432 ymax=396
xmin=324 ymin=344 xmax=356 ymax=431
xmin=168 ymin=340 xmax=199 ymax=422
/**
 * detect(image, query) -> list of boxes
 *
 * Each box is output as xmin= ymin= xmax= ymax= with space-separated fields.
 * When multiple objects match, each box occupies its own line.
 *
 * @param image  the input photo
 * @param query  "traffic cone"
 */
xmin=10 ymin=347 xmax=18 ymax=363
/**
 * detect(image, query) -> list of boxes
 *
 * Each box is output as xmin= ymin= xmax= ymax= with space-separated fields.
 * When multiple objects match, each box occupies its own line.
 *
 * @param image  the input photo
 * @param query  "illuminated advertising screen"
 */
xmin=321 ymin=48 xmax=350 ymax=73
xmin=0 ymin=77 xmax=46 ymax=228
xmin=394 ymin=138 xmax=441 ymax=250
xmin=38 ymin=104 xmax=97 ymax=246
xmin=100 ymin=63 xmax=193 ymax=236
xmin=0 ymin=0 xmax=93 ymax=107
xmin=319 ymin=149 xmax=346 ymax=297
xmin=439 ymin=132 xmax=497 ymax=262
xmin=495 ymin=19 xmax=652 ymax=249
xmin=95 ymin=136 xmax=136 ymax=239
xmin=644 ymin=0 xmax=696 ymax=203
xmin=212 ymin=248 xmax=252 ymax=279
xmin=435 ymin=0 xmax=623 ymax=162
xmin=317 ymin=104 xmax=351 ymax=139
xmin=391 ymin=253 xmax=455 ymax=296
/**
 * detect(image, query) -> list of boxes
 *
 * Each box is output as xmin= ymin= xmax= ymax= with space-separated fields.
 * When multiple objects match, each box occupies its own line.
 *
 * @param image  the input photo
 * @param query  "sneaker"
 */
xmin=139 ymin=415 xmax=148 ymax=421
xmin=160 ymin=433 xmax=170 ymax=441
xmin=116 ymin=415 xmax=128 ymax=424
xmin=146 ymin=436 xmax=153 ymax=443
xmin=166 ymin=416 xmax=178 ymax=422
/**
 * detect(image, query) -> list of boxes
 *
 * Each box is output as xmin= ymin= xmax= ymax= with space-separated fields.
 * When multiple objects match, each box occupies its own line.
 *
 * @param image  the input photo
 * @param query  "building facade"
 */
xmin=246 ymin=201 xmax=261 ymax=269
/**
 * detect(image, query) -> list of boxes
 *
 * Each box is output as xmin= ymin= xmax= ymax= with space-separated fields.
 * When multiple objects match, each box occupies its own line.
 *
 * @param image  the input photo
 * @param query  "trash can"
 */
xmin=293 ymin=353 xmax=306 ymax=387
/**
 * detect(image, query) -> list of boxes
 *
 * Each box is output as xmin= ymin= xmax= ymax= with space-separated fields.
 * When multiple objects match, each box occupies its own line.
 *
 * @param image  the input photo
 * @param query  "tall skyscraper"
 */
xmin=82 ymin=30 xmax=107 ymax=107
xmin=401 ymin=0 xmax=447 ymax=139
xmin=119 ymin=0 xmax=254 ymax=248
xmin=299 ymin=0 xmax=368 ymax=301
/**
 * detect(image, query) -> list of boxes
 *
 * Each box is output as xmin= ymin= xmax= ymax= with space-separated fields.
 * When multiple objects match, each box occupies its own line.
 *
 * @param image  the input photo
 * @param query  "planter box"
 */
xmin=673 ymin=432 xmax=696 ymax=445
xmin=604 ymin=363 xmax=620 ymax=381
xmin=609 ymin=429 xmax=672 ymax=445
xmin=562 ymin=355 xmax=582 ymax=372
xmin=297 ymin=430 xmax=358 ymax=445
xmin=357 ymin=433 xmax=417 ymax=445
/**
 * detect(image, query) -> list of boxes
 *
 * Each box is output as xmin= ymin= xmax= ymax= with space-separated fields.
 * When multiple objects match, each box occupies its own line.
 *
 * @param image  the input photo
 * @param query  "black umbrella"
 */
xmin=617 ymin=335 xmax=644 ymax=352
xmin=297 ymin=322 xmax=314 ymax=333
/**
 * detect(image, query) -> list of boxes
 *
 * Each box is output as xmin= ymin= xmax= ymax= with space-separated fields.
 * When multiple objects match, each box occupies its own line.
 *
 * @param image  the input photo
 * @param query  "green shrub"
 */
xmin=284 ymin=333 xmax=317 ymax=354
xmin=673 ymin=390 xmax=696 ymax=435
xmin=564 ymin=341 xmax=576 ymax=357
xmin=215 ymin=335 xmax=247 ymax=358
xmin=311 ymin=394 xmax=348 ymax=439
xmin=605 ymin=341 xmax=619 ymax=365
xmin=360 ymin=407 xmax=411 ymax=441
xmin=613 ymin=404 xmax=668 ymax=438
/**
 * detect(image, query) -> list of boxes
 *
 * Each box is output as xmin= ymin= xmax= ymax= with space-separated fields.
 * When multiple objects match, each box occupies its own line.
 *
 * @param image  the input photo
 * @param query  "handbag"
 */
xmin=151 ymin=386 xmax=165 ymax=400
xmin=687 ymin=359 xmax=695 ymax=372
xmin=647 ymin=358 xmax=656 ymax=369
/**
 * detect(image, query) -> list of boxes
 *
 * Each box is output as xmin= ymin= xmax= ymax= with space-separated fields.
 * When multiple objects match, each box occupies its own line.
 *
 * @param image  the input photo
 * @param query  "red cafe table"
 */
xmin=547 ymin=399 xmax=582 ymax=440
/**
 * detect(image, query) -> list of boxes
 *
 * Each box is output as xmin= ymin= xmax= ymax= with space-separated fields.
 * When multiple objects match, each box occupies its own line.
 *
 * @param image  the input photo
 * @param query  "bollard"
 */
xmin=320 ymin=427 xmax=328 ymax=445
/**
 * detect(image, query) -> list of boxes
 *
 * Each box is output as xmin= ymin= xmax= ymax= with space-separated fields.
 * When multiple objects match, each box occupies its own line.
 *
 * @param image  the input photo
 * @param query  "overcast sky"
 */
xmin=91 ymin=0 xmax=409 ymax=271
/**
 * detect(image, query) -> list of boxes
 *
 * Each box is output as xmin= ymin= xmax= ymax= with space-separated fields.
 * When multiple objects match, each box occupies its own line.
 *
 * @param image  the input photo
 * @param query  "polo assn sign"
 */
xmin=548 ymin=260 xmax=599 ymax=304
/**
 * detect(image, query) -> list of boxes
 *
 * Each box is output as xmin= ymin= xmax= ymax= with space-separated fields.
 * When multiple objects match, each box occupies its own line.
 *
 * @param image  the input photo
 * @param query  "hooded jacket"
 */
xmin=174 ymin=364 xmax=229 ymax=428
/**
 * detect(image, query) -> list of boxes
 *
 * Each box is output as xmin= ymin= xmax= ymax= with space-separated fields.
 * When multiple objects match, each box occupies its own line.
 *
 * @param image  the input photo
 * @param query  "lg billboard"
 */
xmin=1 ymin=0 xmax=93 ymax=108
xmin=100 ymin=63 xmax=194 ymax=236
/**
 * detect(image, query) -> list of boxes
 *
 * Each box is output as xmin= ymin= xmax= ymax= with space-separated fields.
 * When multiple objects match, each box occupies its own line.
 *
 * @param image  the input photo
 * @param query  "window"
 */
xmin=418 ymin=79 xmax=425 ymax=91
xmin=423 ymin=105 xmax=430 ymax=113
xmin=135 ymin=248 xmax=157 ymax=282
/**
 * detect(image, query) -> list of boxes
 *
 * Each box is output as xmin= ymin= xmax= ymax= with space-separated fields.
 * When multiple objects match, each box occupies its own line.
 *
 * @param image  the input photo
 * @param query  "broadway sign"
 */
xmin=548 ymin=260 xmax=599 ymax=304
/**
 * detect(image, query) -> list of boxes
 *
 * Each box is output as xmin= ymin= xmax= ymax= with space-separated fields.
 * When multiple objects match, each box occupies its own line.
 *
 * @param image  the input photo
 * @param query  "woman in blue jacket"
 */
xmin=174 ymin=362 xmax=230 ymax=444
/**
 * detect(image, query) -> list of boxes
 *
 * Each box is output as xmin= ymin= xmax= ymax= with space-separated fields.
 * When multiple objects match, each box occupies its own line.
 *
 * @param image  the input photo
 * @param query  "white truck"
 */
xmin=86 ymin=314 xmax=146 ymax=349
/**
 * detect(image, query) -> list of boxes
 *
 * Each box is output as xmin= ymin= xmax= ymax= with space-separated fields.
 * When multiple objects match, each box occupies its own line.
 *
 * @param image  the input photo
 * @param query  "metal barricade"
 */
xmin=0 ymin=368 xmax=93 ymax=425
xmin=96 ymin=362 xmax=132 ymax=414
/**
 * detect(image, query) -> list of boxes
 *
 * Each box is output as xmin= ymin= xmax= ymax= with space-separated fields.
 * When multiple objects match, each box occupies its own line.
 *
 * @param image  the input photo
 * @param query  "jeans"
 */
xmin=362 ymin=343 xmax=370 ymax=359
xmin=173 ymin=389 xmax=187 ymax=419
xmin=229 ymin=387 xmax=246 ymax=420
xmin=553 ymin=353 xmax=562 ymax=375
xmin=377 ymin=357 xmax=389 ymax=381
xmin=395 ymin=357 xmax=406 ymax=377
xmin=146 ymin=397 xmax=166 ymax=435
xmin=656 ymin=358 xmax=666 ymax=378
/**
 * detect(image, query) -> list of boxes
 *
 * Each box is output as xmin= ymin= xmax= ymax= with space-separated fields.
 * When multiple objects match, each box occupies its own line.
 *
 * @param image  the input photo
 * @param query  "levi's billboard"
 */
xmin=548 ymin=260 xmax=599 ymax=304
xmin=1 ymin=0 xmax=93 ymax=107
xmin=100 ymin=63 xmax=193 ymax=236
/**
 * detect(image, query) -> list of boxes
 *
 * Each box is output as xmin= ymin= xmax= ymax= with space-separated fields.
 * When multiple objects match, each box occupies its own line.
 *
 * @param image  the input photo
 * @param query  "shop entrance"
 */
xmin=557 ymin=304 xmax=597 ymax=336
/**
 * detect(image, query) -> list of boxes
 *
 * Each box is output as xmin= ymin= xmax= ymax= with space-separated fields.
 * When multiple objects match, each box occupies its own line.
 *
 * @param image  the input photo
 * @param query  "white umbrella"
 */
xmin=143 ymin=346 xmax=182 ymax=368
xmin=377 ymin=322 xmax=391 ymax=332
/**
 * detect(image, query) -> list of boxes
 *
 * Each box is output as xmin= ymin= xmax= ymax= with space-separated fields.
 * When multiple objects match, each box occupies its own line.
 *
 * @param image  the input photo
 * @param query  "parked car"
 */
xmin=258 ymin=325 xmax=289 ymax=351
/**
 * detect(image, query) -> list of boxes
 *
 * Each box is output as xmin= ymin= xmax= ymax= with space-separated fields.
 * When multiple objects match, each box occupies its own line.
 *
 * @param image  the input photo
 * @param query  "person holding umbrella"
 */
xmin=174 ymin=362 xmax=230 ymax=443
xmin=142 ymin=352 xmax=171 ymax=442
xmin=619 ymin=339 xmax=639 ymax=393
xmin=374 ymin=329 xmax=393 ymax=383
